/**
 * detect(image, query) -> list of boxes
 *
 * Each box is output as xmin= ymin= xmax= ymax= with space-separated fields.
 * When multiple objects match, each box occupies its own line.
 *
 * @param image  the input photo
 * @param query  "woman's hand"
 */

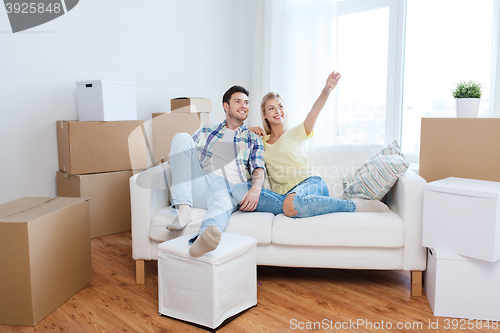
xmin=248 ymin=126 xmax=265 ymax=137
xmin=324 ymin=71 xmax=341 ymax=92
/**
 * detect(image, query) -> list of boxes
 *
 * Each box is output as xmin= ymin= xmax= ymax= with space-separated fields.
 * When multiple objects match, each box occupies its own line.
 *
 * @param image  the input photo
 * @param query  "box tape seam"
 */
xmin=0 ymin=197 xmax=58 ymax=219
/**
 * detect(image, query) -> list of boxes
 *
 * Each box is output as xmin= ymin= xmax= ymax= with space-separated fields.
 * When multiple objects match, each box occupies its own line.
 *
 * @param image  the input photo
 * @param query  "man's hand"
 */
xmin=248 ymin=126 xmax=265 ymax=137
xmin=239 ymin=168 xmax=265 ymax=211
xmin=239 ymin=186 xmax=261 ymax=211
xmin=324 ymin=71 xmax=341 ymax=92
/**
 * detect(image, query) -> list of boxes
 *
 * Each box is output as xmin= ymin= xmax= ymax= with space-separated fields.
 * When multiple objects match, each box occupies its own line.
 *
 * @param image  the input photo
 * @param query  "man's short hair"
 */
xmin=222 ymin=85 xmax=249 ymax=106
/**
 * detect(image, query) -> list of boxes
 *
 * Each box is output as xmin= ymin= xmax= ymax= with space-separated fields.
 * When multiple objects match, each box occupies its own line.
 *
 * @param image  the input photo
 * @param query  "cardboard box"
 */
xmin=171 ymin=97 xmax=211 ymax=113
xmin=422 ymin=177 xmax=500 ymax=262
xmin=57 ymin=170 xmax=133 ymax=238
xmin=425 ymin=248 xmax=500 ymax=321
xmin=0 ymin=197 xmax=91 ymax=326
xmin=76 ymin=80 xmax=137 ymax=121
xmin=128 ymin=121 xmax=154 ymax=174
xmin=152 ymin=112 xmax=209 ymax=164
xmin=57 ymin=120 xmax=146 ymax=175
xmin=420 ymin=118 xmax=500 ymax=183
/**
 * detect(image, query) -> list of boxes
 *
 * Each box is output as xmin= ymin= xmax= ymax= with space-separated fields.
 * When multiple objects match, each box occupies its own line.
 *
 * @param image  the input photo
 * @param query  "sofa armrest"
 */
xmin=130 ymin=162 xmax=172 ymax=260
xmin=386 ymin=169 xmax=427 ymax=271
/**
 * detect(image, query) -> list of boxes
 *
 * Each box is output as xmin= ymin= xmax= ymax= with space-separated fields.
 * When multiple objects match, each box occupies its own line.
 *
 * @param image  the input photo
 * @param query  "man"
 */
xmin=166 ymin=86 xmax=265 ymax=256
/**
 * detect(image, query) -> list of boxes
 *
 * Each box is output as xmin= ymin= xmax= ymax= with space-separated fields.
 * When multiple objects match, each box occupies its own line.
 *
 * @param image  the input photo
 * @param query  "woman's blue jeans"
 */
xmin=232 ymin=176 xmax=356 ymax=218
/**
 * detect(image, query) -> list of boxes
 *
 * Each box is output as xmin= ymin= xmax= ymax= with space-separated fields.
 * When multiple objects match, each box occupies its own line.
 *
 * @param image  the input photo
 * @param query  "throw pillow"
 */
xmin=343 ymin=141 xmax=409 ymax=200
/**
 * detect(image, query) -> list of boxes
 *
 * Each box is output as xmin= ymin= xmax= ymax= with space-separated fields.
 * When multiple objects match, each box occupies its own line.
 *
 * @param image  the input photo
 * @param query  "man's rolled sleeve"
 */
xmin=249 ymin=135 xmax=266 ymax=175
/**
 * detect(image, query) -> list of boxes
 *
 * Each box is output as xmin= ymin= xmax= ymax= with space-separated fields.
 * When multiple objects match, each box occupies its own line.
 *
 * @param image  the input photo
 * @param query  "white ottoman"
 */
xmin=157 ymin=232 xmax=258 ymax=330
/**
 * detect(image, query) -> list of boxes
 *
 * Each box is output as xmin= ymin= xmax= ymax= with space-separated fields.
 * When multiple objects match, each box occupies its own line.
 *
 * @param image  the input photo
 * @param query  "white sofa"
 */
xmin=130 ymin=143 xmax=427 ymax=295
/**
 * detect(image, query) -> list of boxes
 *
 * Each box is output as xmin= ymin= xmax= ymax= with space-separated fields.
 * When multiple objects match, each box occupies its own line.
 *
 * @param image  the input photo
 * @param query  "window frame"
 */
xmin=338 ymin=0 xmax=500 ymax=164
xmin=337 ymin=0 xmax=406 ymax=148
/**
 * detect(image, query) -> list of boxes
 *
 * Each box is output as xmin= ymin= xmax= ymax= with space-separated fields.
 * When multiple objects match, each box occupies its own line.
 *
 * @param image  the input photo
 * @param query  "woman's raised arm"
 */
xmin=303 ymin=71 xmax=341 ymax=135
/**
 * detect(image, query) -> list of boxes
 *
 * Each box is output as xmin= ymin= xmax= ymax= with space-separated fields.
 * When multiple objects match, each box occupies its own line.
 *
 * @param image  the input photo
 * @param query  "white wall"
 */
xmin=0 ymin=0 xmax=256 ymax=205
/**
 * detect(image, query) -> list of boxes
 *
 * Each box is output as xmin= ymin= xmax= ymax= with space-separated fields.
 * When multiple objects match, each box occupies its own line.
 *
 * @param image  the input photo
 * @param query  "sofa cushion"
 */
xmin=308 ymin=144 xmax=384 ymax=199
xmin=343 ymin=141 xmax=409 ymax=200
xmin=149 ymin=207 xmax=274 ymax=245
xmin=271 ymin=211 xmax=405 ymax=248
xmin=225 ymin=211 xmax=274 ymax=245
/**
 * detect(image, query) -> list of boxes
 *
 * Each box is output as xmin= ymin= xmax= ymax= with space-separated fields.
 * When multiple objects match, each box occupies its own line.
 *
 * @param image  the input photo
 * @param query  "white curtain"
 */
xmin=493 ymin=0 xmax=500 ymax=117
xmin=250 ymin=0 xmax=339 ymax=146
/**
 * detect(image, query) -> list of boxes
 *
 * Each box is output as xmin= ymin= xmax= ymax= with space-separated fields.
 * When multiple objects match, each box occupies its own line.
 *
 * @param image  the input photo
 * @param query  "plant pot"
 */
xmin=456 ymin=98 xmax=480 ymax=118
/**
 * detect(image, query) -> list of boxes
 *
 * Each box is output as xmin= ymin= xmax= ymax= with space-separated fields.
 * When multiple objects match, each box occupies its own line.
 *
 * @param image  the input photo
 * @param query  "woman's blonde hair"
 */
xmin=260 ymin=92 xmax=288 ymax=135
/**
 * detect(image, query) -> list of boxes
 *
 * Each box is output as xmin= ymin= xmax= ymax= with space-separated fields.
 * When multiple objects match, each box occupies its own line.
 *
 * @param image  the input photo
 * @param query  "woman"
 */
xmin=232 ymin=71 xmax=389 ymax=217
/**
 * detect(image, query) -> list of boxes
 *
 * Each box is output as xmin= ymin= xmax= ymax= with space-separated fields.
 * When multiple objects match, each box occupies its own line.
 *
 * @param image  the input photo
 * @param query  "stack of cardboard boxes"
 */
xmin=56 ymin=80 xmax=145 ymax=238
xmin=420 ymin=118 xmax=500 ymax=321
xmin=56 ymin=120 xmax=145 ymax=238
xmin=0 ymin=82 xmax=213 ymax=327
xmin=58 ymin=81 xmax=211 ymax=239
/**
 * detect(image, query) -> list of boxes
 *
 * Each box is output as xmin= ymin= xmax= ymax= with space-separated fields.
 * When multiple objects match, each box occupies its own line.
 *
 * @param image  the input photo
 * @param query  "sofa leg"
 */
xmin=411 ymin=270 xmax=423 ymax=296
xmin=136 ymin=260 xmax=147 ymax=284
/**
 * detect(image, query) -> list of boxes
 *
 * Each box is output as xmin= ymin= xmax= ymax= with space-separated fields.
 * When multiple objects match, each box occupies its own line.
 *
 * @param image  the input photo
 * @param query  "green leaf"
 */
xmin=452 ymin=80 xmax=483 ymax=98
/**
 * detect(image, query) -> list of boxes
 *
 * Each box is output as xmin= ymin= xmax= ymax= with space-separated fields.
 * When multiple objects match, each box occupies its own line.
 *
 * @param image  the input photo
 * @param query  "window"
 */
xmin=334 ymin=7 xmax=390 ymax=145
xmin=401 ymin=0 xmax=495 ymax=161
xmin=318 ymin=0 xmax=498 ymax=157
xmin=311 ymin=0 xmax=405 ymax=147
xmin=254 ymin=0 xmax=500 ymax=154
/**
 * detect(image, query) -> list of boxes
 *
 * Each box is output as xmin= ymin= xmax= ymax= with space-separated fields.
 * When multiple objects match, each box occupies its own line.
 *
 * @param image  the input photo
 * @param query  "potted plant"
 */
xmin=452 ymin=80 xmax=482 ymax=118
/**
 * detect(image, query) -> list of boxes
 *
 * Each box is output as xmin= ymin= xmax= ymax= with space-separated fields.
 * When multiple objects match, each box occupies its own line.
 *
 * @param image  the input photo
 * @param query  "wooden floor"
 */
xmin=1 ymin=231 xmax=496 ymax=332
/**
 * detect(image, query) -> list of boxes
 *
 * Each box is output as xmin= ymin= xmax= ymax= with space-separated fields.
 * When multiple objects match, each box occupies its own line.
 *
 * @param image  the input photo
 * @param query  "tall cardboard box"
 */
xmin=152 ymin=112 xmax=209 ymax=164
xmin=57 ymin=170 xmax=133 ymax=238
xmin=0 ymin=197 xmax=91 ymax=326
xmin=425 ymin=248 xmax=500 ymax=321
xmin=57 ymin=120 xmax=146 ymax=175
xmin=171 ymin=97 xmax=212 ymax=113
xmin=76 ymin=80 xmax=137 ymax=121
xmin=420 ymin=118 xmax=500 ymax=183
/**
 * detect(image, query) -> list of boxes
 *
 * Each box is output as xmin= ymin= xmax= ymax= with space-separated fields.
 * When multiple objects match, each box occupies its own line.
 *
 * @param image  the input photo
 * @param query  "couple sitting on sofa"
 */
xmin=166 ymin=71 xmax=389 ymax=257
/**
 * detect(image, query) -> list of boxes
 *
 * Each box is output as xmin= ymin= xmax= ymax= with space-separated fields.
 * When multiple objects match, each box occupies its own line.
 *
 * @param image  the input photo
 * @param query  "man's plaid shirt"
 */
xmin=192 ymin=121 xmax=266 ymax=183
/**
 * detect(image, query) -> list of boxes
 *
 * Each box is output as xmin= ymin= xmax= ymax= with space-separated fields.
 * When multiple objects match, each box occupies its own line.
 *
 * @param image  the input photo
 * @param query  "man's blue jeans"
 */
xmin=169 ymin=133 xmax=236 ymax=243
xmin=232 ymin=176 xmax=356 ymax=218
